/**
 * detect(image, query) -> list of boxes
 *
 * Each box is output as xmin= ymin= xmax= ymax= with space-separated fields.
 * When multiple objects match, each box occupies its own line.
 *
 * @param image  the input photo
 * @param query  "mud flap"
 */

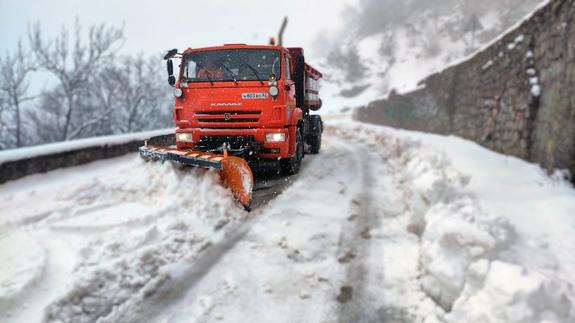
xmin=139 ymin=143 xmax=254 ymax=210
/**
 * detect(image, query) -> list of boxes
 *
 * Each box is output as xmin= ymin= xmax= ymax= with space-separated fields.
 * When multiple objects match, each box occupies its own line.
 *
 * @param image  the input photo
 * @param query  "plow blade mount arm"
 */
xmin=139 ymin=137 xmax=253 ymax=210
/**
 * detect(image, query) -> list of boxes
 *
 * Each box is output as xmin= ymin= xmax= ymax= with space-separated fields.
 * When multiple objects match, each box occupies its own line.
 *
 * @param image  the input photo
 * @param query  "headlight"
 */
xmin=265 ymin=133 xmax=285 ymax=142
xmin=176 ymin=133 xmax=193 ymax=141
xmin=269 ymin=86 xmax=279 ymax=97
xmin=174 ymin=88 xmax=183 ymax=98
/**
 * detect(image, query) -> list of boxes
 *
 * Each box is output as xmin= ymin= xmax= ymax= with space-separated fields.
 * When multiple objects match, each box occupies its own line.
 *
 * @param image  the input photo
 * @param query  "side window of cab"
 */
xmin=284 ymin=56 xmax=291 ymax=80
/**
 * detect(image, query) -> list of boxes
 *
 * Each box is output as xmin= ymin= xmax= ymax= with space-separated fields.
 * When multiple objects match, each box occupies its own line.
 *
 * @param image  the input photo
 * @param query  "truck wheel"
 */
xmin=281 ymin=131 xmax=303 ymax=175
xmin=309 ymin=129 xmax=321 ymax=154
xmin=307 ymin=115 xmax=322 ymax=154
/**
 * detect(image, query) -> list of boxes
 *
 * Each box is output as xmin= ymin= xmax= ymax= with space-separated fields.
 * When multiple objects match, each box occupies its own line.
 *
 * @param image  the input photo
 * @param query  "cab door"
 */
xmin=283 ymin=54 xmax=296 ymax=114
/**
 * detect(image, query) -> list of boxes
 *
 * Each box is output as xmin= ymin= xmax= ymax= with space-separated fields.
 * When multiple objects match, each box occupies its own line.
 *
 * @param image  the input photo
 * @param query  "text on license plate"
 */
xmin=242 ymin=92 xmax=269 ymax=99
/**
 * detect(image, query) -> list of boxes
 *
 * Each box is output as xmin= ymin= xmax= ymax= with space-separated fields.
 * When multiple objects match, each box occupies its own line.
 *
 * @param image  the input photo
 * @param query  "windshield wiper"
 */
xmin=195 ymin=61 xmax=214 ymax=85
xmin=217 ymin=64 xmax=238 ymax=85
xmin=245 ymin=63 xmax=264 ymax=85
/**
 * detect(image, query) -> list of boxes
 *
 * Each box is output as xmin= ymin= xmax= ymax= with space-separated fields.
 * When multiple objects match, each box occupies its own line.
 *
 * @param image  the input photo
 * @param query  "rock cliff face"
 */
xmin=356 ymin=0 xmax=575 ymax=179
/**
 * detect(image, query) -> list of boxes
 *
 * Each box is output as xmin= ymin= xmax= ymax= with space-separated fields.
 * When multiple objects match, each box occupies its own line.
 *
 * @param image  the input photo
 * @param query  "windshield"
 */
xmin=182 ymin=49 xmax=281 ymax=83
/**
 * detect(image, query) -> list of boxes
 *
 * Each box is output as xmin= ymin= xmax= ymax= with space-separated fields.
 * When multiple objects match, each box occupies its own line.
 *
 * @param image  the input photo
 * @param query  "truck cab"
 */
xmin=166 ymin=44 xmax=323 ymax=174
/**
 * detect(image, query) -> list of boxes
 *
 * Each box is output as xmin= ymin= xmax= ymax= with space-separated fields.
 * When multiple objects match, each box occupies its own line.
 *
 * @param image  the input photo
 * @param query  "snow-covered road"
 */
xmin=1 ymin=120 xmax=574 ymax=323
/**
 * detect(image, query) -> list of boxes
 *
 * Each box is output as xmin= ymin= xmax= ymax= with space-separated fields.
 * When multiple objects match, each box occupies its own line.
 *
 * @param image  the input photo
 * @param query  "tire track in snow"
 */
xmin=252 ymin=172 xmax=299 ymax=210
xmin=333 ymin=142 xmax=386 ymax=323
xmin=330 ymin=135 xmax=412 ymax=323
xmin=102 ymin=224 xmax=252 ymax=323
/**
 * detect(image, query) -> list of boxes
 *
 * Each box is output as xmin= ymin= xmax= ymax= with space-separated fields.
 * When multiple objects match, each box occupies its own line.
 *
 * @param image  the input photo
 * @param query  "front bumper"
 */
xmin=176 ymin=128 xmax=290 ymax=159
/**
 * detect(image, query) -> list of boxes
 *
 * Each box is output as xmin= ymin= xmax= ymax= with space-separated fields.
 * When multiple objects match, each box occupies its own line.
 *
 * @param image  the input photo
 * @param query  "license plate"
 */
xmin=242 ymin=92 xmax=269 ymax=99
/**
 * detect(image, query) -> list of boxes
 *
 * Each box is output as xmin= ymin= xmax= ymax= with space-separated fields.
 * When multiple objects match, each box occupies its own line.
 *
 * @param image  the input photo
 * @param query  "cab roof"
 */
xmin=182 ymin=44 xmax=284 ymax=54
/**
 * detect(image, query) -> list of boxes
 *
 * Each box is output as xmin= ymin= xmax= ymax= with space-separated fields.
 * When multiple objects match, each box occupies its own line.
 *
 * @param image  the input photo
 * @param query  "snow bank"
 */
xmin=449 ymin=260 xmax=573 ymax=323
xmin=44 ymin=225 xmax=210 ymax=323
xmin=0 ymin=128 xmax=173 ymax=164
xmin=331 ymin=121 xmax=575 ymax=322
xmin=420 ymin=200 xmax=514 ymax=311
xmin=40 ymin=160 xmax=245 ymax=323
xmin=399 ymin=143 xmax=470 ymax=237
xmin=0 ymin=230 xmax=46 ymax=311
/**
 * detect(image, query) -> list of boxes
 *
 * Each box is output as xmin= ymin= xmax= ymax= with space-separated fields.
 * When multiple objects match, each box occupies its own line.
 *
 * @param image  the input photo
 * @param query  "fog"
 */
xmin=0 ymin=0 xmax=354 ymax=60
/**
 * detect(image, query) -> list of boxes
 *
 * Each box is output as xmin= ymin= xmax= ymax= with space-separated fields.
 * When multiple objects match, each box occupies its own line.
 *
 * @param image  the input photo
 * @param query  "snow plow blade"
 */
xmin=139 ymin=136 xmax=253 ymax=210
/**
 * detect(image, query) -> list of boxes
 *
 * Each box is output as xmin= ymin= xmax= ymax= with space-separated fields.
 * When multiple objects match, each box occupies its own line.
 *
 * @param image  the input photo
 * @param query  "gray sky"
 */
xmin=0 ymin=0 xmax=354 ymax=61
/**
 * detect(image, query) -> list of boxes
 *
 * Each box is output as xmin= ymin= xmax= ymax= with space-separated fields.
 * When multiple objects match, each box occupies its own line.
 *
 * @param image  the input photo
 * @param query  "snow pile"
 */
xmin=449 ymin=260 xmax=573 ymax=323
xmin=331 ymin=122 xmax=575 ymax=322
xmin=420 ymin=200 xmax=514 ymax=311
xmin=44 ymin=225 xmax=210 ymax=323
xmin=0 ymin=231 xmax=46 ymax=311
xmin=399 ymin=143 xmax=471 ymax=236
xmin=36 ymin=160 xmax=245 ymax=323
xmin=396 ymin=142 xmax=518 ymax=312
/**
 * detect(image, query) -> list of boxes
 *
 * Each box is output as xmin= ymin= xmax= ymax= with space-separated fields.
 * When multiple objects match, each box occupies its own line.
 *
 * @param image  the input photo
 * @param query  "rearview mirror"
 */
xmin=163 ymin=48 xmax=178 ymax=60
xmin=167 ymin=59 xmax=175 ymax=86
xmin=167 ymin=59 xmax=174 ymax=76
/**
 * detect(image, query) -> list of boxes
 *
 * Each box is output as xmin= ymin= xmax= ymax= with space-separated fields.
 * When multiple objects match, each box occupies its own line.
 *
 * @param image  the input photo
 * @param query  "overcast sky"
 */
xmin=0 ymin=0 xmax=355 ymax=61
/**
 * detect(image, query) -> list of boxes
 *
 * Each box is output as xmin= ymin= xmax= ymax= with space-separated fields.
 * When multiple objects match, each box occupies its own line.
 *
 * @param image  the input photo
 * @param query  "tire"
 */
xmin=309 ymin=129 xmax=321 ymax=154
xmin=281 ymin=130 xmax=303 ymax=175
xmin=307 ymin=115 xmax=322 ymax=154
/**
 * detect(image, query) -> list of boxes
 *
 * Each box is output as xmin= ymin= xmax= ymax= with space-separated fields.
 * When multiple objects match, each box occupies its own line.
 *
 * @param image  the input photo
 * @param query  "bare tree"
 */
xmin=0 ymin=41 xmax=36 ymax=148
xmin=117 ymin=56 xmax=151 ymax=132
xmin=28 ymin=19 xmax=123 ymax=140
xmin=0 ymin=94 xmax=10 ymax=149
xmin=88 ymin=65 xmax=122 ymax=135
xmin=26 ymin=87 xmax=67 ymax=145
xmin=125 ymin=57 xmax=169 ymax=132
xmin=106 ymin=55 xmax=169 ymax=133
xmin=460 ymin=14 xmax=484 ymax=54
xmin=26 ymin=53 xmax=171 ymax=143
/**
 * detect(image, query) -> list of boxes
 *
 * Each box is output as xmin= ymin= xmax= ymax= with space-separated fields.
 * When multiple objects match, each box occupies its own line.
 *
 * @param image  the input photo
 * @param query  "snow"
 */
xmin=328 ymin=119 xmax=575 ymax=321
xmin=528 ymin=70 xmax=541 ymax=97
xmin=0 ymin=128 xmax=173 ymax=164
xmin=426 ymin=0 xmax=551 ymax=80
xmin=1 ymin=117 xmax=574 ymax=322
xmin=0 ymin=231 xmax=46 ymax=312
xmin=482 ymin=60 xmax=494 ymax=70
xmin=531 ymin=84 xmax=541 ymax=97
xmin=450 ymin=260 xmax=573 ymax=323
xmin=420 ymin=200 xmax=514 ymax=310
xmin=318 ymin=1 xmax=549 ymax=117
xmin=318 ymin=30 xmax=465 ymax=114
xmin=0 ymin=156 xmax=245 ymax=322
xmin=320 ymin=0 xmax=550 ymax=113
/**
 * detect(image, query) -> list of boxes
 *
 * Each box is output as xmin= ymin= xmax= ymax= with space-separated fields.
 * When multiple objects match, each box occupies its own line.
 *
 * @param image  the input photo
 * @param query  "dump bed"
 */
xmin=287 ymin=47 xmax=323 ymax=111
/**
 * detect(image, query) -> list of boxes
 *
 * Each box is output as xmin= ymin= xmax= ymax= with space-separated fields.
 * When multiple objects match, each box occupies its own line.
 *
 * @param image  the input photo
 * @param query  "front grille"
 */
xmin=194 ymin=110 xmax=262 ymax=124
xmin=197 ymin=118 xmax=259 ymax=123
xmin=194 ymin=111 xmax=262 ymax=116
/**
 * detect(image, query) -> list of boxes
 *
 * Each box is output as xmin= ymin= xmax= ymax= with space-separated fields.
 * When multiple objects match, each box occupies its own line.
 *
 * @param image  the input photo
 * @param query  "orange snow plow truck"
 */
xmin=139 ymin=44 xmax=323 ymax=210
